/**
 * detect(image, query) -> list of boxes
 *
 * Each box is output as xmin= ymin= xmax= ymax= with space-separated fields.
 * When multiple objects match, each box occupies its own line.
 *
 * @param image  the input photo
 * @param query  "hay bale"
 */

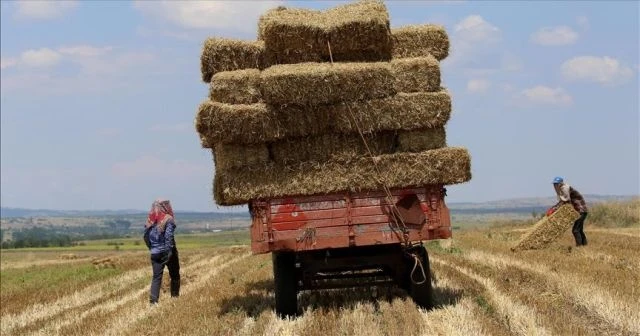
xmin=214 ymin=147 xmax=471 ymax=205
xmin=261 ymin=61 xmax=395 ymax=106
xmin=391 ymin=56 xmax=440 ymax=93
xmin=391 ymin=24 xmax=450 ymax=60
xmin=511 ymin=204 xmax=581 ymax=251
xmin=196 ymin=91 xmax=451 ymax=146
xmin=198 ymin=23 xmax=450 ymax=81
xmin=91 ymin=257 xmax=118 ymax=269
xmin=271 ymin=132 xmax=397 ymax=165
xmin=200 ymin=38 xmax=265 ymax=83
xmin=213 ymin=144 xmax=270 ymax=170
xmin=59 ymin=253 xmax=78 ymax=260
xmin=212 ymin=57 xmax=440 ymax=105
xmin=196 ymin=101 xmax=286 ymax=147
xmin=210 ymin=69 xmax=261 ymax=104
xmin=258 ymin=1 xmax=392 ymax=64
xmin=331 ymin=91 xmax=451 ymax=134
xmin=398 ymin=127 xmax=446 ymax=152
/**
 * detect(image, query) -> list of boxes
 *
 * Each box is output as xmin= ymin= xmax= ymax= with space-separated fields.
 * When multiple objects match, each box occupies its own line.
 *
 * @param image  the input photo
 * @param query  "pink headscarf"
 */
xmin=146 ymin=199 xmax=175 ymax=232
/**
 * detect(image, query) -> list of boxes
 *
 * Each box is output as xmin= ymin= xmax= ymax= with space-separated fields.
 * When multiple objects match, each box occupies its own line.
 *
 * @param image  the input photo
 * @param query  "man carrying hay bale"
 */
xmin=551 ymin=177 xmax=589 ymax=246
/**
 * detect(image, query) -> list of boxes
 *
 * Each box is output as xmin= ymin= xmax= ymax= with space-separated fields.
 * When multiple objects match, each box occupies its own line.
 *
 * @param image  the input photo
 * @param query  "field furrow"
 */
xmin=2 ymin=253 xmax=208 ymax=336
xmin=29 ymin=255 xmax=224 ymax=336
xmin=68 ymin=252 xmax=251 ymax=336
xmin=419 ymin=270 xmax=489 ymax=336
xmin=431 ymin=255 xmax=551 ymax=336
xmin=464 ymin=249 xmax=640 ymax=335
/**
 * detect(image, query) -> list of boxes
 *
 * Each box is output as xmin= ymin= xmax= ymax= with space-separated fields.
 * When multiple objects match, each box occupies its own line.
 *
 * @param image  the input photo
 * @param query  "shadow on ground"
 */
xmin=219 ymin=278 xmax=462 ymax=318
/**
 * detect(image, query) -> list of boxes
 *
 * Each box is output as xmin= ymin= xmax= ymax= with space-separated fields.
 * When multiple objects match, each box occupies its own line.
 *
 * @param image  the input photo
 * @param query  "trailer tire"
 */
xmin=407 ymin=246 xmax=435 ymax=310
xmin=272 ymin=251 xmax=298 ymax=318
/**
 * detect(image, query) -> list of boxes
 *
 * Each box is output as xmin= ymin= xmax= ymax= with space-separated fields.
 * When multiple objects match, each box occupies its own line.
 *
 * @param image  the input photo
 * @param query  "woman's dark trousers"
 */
xmin=150 ymin=247 xmax=180 ymax=303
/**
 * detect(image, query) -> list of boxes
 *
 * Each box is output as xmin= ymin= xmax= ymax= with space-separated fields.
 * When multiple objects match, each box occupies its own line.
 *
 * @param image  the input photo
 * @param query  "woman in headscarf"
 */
xmin=144 ymin=199 xmax=180 ymax=305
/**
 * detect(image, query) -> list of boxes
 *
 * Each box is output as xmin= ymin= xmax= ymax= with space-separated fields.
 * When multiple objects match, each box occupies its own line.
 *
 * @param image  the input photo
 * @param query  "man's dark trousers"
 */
xmin=572 ymin=212 xmax=588 ymax=246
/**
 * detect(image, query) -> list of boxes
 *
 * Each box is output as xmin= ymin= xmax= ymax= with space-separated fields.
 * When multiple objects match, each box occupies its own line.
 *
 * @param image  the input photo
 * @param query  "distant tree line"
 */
xmin=1 ymin=227 xmax=73 ymax=249
xmin=0 ymin=219 xmax=136 ymax=249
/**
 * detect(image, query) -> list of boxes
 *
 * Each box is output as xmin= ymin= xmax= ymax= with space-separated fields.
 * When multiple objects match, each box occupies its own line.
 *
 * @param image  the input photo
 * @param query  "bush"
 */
xmin=588 ymin=198 xmax=640 ymax=228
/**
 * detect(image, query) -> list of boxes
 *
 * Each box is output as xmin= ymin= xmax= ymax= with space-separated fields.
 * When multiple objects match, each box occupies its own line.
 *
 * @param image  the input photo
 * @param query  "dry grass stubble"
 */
xmin=464 ymin=249 xmax=640 ymax=335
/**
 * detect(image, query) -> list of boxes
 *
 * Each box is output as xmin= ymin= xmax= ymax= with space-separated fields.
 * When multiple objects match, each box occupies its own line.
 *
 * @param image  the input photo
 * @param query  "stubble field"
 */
xmin=1 ymin=211 xmax=638 ymax=336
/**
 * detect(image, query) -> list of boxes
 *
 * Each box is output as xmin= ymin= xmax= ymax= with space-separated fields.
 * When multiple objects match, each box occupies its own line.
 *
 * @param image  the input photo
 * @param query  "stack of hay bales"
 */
xmin=195 ymin=0 xmax=472 ymax=206
xmin=511 ymin=204 xmax=581 ymax=251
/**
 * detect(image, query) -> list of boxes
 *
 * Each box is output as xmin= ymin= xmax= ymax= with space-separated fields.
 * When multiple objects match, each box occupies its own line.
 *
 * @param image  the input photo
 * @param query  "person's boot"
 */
xmin=581 ymin=233 xmax=588 ymax=246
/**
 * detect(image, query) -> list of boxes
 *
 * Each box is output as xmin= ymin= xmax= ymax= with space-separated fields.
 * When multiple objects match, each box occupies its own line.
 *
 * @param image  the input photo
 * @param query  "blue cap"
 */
xmin=553 ymin=176 xmax=564 ymax=184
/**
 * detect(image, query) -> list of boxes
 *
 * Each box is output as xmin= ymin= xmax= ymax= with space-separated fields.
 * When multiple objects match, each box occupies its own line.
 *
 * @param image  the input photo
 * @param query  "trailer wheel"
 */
xmin=272 ymin=251 xmax=298 ymax=318
xmin=407 ymin=246 xmax=435 ymax=310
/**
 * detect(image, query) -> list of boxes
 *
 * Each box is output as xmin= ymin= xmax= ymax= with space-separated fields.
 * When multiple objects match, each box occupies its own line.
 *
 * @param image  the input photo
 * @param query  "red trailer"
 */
xmin=249 ymin=184 xmax=452 ymax=317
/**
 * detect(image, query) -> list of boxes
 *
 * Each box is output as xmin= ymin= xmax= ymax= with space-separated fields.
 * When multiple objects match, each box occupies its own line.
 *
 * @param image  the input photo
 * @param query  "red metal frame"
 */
xmin=249 ymin=185 xmax=451 ymax=254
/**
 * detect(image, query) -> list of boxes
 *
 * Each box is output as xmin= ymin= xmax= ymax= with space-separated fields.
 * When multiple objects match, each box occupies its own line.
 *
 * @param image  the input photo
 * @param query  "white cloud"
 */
xmin=3 ymin=45 xmax=114 ymax=70
xmin=467 ymin=79 xmax=491 ymax=93
xmin=20 ymin=48 xmax=62 ymax=67
xmin=531 ymin=26 xmax=578 ymax=46
xmin=520 ymin=86 xmax=573 ymax=106
xmin=1 ymin=46 xmax=161 ymax=95
xmin=15 ymin=0 xmax=77 ymax=20
xmin=72 ymin=51 xmax=156 ymax=76
xmin=561 ymin=56 xmax=634 ymax=86
xmin=149 ymin=123 xmax=191 ymax=133
xmin=445 ymin=15 xmax=519 ymax=73
xmin=133 ymin=1 xmax=283 ymax=32
xmin=1 ymin=58 xmax=18 ymax=70
xmin=58 ymin=46 xmax=113 ymax=57
xmin=576 ymin=16 xmax=589 ymax=30
xmin=454 ymin=15 xmax=501 ymax=43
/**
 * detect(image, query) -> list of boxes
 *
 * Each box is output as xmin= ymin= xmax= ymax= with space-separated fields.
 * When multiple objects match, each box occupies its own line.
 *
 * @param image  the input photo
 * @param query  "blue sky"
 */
xmin=1 ymin=0 xmax=638 ymax=211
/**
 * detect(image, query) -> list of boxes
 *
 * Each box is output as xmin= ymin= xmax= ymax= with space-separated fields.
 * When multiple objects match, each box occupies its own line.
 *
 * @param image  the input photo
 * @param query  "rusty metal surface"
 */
xmin=250 ymin=185 xmax=451 ymax=254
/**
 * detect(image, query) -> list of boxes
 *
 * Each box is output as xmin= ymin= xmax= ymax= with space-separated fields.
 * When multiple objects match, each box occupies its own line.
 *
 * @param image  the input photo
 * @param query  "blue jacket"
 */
xmin=144 ymin=219 xmax=176 ymax=255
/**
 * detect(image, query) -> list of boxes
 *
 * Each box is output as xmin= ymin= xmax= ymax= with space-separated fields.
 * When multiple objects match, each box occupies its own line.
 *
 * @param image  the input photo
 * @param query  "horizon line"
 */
xmin=1 ymin=193 xmax=637 ymax=213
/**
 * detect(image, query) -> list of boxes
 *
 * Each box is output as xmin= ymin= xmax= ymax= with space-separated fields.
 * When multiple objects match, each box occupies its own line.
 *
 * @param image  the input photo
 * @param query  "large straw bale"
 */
xmin=213 ymin=147 xmax=471 ymax=205
xmin=398 ymin=127 xmax=446 ymax=152
xmin=391 ymin=56 xmax=440 ymax=93
xmin=271 ymin=132 xmax=396 ymax=165
xmin=258 ymin=1 xmax=391 ymax=65
xmin=196 ymin=91 xmax=451 ymax=146
xmin=198 ymin=24 xmax=450 ymax=82
xmin=213 ymin=57 xmax=441 ymax=105
xmin=511 ymin=204 xmax=581 ymax=251
xmin=332 ymin=91 xmax=451 ymax=134
xmin=210 ymin=69 xmax=261 ymax=104
xmin=196 ymin=101 xmax=330 ymax=146
xmin=196 ymin=101 xmax=284 ymax=146
xmin=261 ymin=61 xmax=395 ymax=106
xmin=200 ymin=38 xmax=265 ymax=82
xmin=391 ymin=24 xmax=449 ymax=60
xmin=213 ymin=144 xmax=270 ymax=170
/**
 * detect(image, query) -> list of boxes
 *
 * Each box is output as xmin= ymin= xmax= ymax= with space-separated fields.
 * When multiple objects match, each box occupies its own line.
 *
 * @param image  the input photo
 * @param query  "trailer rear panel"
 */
xmin=249 ymin=185 xmax=451 ymax=254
